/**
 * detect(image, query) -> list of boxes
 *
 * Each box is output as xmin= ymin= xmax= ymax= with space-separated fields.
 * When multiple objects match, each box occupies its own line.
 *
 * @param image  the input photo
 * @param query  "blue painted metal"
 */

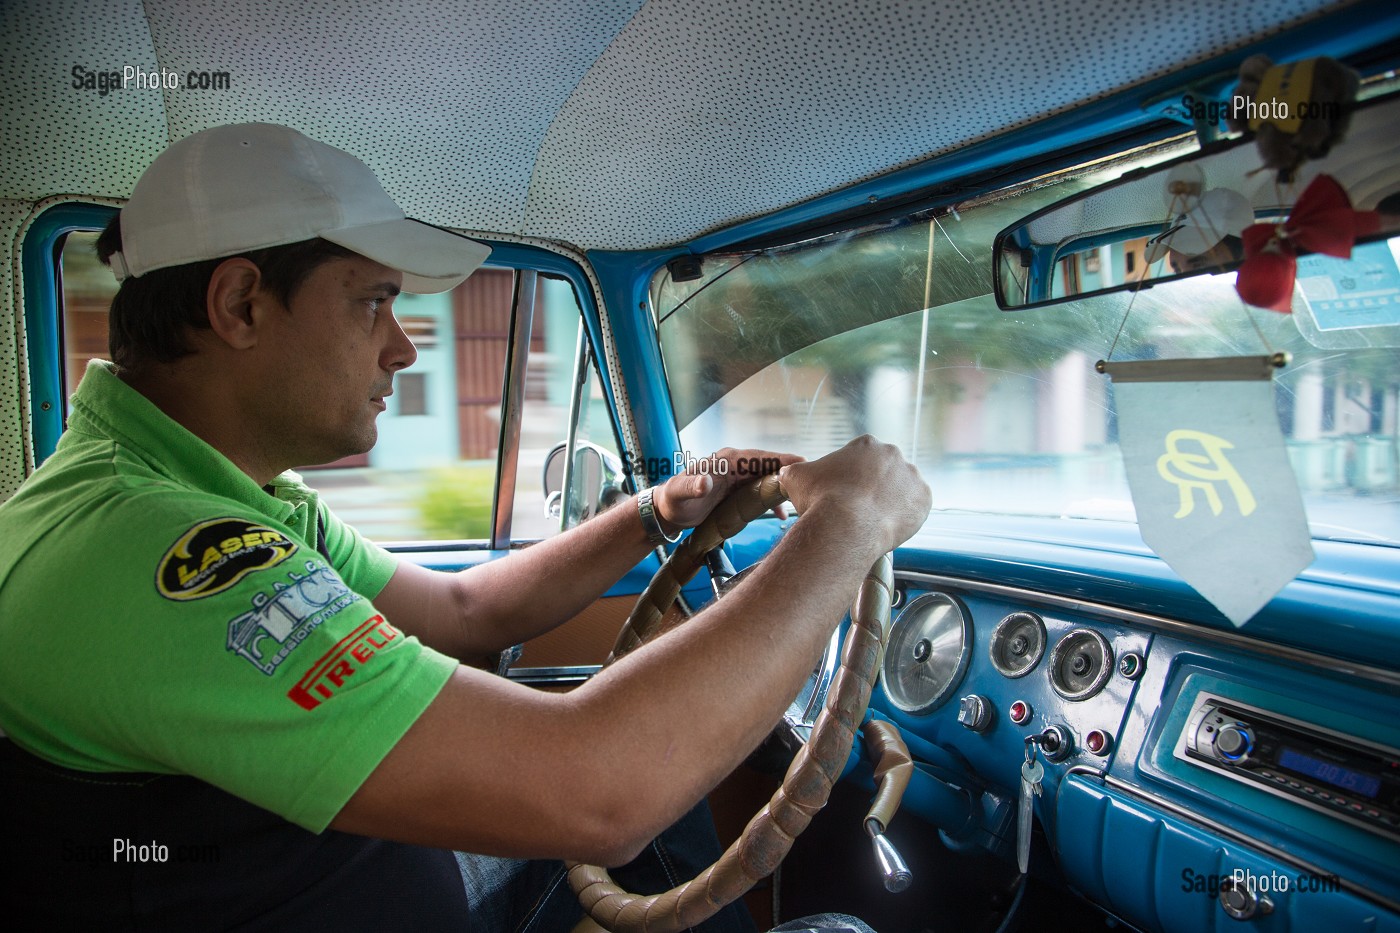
xmin=1057 ymin=776 xmax=1400 ymax=931
xmin=894 ymin=515 xmax=1400 ymax=669
xmin=716 ymin=511 xmax=1399 ymax=676
xmin=863 ymin=533 xmax=1399 ymax=918
xmin=583 ymin=248 xmax=749 ymax=586
xmin=21 ymin=203 xmax=117 ymax=465
xmin=1133 ymin=660 xmax=1400 ymax=900
xmin=584 ymin=249 xmax=684 ymax=461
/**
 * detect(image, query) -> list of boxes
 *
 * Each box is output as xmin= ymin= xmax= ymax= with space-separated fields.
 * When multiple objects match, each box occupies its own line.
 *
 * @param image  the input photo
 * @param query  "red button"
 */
xmin=1009 ymin=701 xmax=1030 ymax=725
xmin=1086 ymin=729 xmax=1112 ymax=755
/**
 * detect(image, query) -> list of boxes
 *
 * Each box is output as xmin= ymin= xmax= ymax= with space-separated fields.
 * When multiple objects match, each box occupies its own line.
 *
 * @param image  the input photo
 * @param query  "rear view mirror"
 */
xmin=994 ymin=92 xmax=1400 ymax=310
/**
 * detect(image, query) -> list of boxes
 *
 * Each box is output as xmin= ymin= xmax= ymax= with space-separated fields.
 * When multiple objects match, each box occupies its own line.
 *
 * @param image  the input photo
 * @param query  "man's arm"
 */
xmin=373 ymin=448 xmax=800 ymax=663
xmin=332 ymin=437 xmax=930 ymax=865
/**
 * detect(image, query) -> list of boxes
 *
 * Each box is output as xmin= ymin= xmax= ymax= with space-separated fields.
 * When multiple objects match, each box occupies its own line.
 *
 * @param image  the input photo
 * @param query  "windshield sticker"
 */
xmin=1296 ymin=239 xmax=1400 ymax=331
xmin=226 ymin=560 xmax=359 ymax=676
xmin=156 ymin=518 xmax=297 ymax=601
xmin=1110 ymin=368 xmax=1314 ymax=626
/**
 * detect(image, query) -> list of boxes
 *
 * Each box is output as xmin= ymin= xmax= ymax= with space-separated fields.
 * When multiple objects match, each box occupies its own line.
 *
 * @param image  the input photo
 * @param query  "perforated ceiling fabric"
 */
xmin=1 ymin=199 xmax=39 ymax=500
xmin=141 ymin=0 xmax=646 ymax=238
xmin=525 ymin=0 xmax=1355 ymax=248
xmin=0 ymin=0 xmax=169 ymax=202
xmin=0 ymin=0 xmax=1360 ymax=251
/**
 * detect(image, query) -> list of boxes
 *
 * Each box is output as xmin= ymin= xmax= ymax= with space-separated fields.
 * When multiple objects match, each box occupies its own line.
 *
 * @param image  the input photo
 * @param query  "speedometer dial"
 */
xmin=880 ymin=592 xmax=971 ymax=714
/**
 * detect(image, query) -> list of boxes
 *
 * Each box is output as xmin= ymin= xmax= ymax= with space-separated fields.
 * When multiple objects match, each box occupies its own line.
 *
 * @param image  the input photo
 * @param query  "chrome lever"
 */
xmin=864 ymin=818 xmax=912 ymax=893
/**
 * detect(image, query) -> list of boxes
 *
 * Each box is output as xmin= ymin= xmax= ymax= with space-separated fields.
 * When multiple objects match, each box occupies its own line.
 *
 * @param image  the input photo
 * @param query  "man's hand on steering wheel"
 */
xmin=569 ymin=436 xmax=929 ymax=933
xmin=778 ymin=435 xmax=932 ymax=555
xmin=650 ymin=447 xmax=803 ymax=534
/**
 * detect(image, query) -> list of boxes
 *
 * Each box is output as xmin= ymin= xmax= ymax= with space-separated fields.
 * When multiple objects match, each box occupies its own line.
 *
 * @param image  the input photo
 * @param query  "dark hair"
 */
xmin=95 ymin=213 xmax=357 ymax=372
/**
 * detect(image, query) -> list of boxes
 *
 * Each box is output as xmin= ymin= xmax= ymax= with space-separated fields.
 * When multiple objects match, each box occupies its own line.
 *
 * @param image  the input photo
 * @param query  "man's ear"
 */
xmin=205 ymin=258 xmax=269 ymax=350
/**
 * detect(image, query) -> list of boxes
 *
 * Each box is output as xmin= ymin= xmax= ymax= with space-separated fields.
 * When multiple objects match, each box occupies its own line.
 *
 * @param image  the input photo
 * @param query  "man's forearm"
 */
xmin=336 ymin=438 xmax=931 ymax=862
xmin=335 ymin=499 xmax=891 ymax=863
xmin=454 ymin=494 xmax=661 ymax=655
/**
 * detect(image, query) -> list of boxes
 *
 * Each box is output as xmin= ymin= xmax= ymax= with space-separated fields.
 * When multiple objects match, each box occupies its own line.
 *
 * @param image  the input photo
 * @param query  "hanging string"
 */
xmin=1104 ymin=171 xmax=1307 ymax=365
xmin=1105 ymin=187 xmax=1192 ymax=362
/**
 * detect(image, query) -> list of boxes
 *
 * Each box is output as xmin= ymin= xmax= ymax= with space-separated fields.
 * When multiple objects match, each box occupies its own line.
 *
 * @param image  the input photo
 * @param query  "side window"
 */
xmin=59 ymin=232 xmax=116 ymax=407
xmin=513 ymin=276 xmax=619 ymax=540
xmin=55 ymin=230 xmax=615 ymax=545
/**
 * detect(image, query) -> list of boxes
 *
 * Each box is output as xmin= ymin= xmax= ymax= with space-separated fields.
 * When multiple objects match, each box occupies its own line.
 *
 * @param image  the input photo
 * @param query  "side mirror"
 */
xmin=994 ymin=92 xmax=1400 ymax=310
xmin=542 ymin=441 xmax=627 ymax=527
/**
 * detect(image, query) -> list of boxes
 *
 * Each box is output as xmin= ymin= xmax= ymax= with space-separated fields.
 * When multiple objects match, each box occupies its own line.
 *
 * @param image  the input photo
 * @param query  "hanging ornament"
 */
xmin=1235 ymin=174 xmax=1380 ymax=312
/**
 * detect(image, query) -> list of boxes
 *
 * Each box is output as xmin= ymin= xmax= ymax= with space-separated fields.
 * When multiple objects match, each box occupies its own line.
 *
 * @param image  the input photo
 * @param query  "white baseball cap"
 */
xmin=107 ymin=123 xmax=491 ymax=294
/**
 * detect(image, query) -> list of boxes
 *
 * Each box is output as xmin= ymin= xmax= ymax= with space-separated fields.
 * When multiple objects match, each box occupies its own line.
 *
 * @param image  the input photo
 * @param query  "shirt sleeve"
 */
xmin=317 ymin=499 xmax=398 ymax=601
xmin=0 ymin=489 xmax=456 ymax=832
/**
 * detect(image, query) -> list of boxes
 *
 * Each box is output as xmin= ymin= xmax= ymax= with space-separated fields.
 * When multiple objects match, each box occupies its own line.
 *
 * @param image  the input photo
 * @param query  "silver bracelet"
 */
xmin=637 ymin=486 xmax=681 ymax=544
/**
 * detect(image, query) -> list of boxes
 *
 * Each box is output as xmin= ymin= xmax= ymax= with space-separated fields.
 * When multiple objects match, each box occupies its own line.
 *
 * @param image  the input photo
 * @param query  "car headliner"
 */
xmin=0 ymin=0 xmax=1361 ymax=252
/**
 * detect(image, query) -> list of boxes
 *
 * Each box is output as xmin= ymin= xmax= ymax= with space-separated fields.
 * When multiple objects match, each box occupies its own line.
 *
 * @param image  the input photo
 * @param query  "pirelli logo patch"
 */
xmin=157 ymin=518 xmax=298 ymax=602
xmin=287 ymin=615 xmax=400 ymax=710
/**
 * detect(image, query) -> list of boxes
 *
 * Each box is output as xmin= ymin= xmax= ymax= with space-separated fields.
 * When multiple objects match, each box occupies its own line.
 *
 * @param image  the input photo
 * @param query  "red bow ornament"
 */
xmin=1235 ymin=174 xmax=1381 ymax=312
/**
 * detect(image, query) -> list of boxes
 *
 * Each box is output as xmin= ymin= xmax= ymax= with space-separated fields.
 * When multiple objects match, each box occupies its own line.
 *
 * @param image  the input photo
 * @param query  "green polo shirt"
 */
xmin=0 ymin=361 xmax=456 ymax=831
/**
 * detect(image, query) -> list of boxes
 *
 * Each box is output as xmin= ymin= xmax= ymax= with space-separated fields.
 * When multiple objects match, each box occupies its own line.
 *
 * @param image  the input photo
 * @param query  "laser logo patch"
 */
xmin=157 ymin=518 xmax=298 ymax=601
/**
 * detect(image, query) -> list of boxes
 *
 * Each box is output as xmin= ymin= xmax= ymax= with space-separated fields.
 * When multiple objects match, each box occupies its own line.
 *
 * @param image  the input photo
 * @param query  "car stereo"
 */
xmin=1175 ymin=693 xmax=1400 ymax=842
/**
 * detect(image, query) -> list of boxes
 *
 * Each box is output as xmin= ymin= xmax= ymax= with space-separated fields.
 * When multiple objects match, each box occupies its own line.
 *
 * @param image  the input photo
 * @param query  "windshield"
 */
xmin=653 ymin=156 xmax=1400 ymax=547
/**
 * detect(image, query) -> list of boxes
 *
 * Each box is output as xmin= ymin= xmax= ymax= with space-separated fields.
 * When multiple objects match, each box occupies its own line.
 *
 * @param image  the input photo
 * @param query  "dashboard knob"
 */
xmin=1219 ymin=875 xmax=1273 ymax=920
xmin=1215 ymin=724 xmax=1254 ymax=761
xmin=957 ymin=695 xmax=993 ymax=733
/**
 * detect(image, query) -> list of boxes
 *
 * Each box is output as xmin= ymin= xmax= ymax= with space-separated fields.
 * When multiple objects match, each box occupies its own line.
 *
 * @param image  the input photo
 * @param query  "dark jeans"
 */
xmin=455 ymin=802 xmax=758 ymax=933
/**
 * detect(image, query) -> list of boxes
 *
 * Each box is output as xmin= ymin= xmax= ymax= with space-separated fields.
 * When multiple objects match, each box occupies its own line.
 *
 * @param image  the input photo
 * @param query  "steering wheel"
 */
xmin=567 ymin=474 xmax=913 ymax=933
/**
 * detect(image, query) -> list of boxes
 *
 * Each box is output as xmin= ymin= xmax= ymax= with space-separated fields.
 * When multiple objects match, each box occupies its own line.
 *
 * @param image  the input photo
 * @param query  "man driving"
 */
xmin=0 ymin=123 xmax=931 ymax=930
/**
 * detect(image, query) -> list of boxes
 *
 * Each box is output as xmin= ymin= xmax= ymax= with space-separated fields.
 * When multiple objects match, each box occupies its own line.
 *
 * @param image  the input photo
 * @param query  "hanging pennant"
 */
xmin=1103 ymin=355 xmax=1314 ymax=626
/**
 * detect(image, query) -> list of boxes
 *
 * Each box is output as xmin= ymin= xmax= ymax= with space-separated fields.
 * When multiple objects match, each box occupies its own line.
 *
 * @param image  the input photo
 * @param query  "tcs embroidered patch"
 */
xmin=156 ymin=518 xmax=298 ymax=601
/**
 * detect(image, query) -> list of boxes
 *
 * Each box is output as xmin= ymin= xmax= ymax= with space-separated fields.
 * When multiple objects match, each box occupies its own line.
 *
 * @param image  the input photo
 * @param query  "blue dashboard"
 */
xmin=724 ymin=515 xmax=1400 ymax=930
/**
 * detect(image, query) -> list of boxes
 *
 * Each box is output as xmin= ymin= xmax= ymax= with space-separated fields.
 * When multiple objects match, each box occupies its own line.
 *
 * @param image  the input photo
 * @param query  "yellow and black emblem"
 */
xmin=156 ymin=518 xmax=298 ymax=601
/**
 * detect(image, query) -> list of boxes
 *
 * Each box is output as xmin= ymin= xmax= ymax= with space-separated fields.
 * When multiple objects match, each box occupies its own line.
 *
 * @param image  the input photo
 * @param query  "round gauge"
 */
xmin=989 ymin=611 xmax=1046 ymax=678
xmin=880 ymin=592 xmax=972 ymax=715
xmin=1049 ymin=628 xmax=1113 ymax=701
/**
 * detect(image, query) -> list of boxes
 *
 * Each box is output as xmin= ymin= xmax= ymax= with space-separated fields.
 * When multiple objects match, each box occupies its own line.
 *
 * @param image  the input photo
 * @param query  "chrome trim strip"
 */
xmin=507 ymin=664 xmax=601 ymax=686
xmin=557 ymin=322 xmax=590 ymax=532
xmin=784 ymin=626 xmax=843 ymax=730
xmin=1062 ymin=770 xmax=1400 ymax=914
xmin=491 ymin=269 xmax=537 ymax=550
xmin=896 ymin=572 xmax=1400 ymax=689
xmin=1064 ymin=764 xmax=1107 ymax=781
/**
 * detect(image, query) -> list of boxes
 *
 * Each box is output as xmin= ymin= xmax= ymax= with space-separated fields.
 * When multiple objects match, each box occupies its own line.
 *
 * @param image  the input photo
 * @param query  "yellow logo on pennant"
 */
xmin=1156 ymin=430 xmax=1258 ymax=519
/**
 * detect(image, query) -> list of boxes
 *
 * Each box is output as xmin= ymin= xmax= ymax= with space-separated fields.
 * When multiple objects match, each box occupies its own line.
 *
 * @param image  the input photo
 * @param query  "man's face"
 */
xmin=253 ymin=254 xmax=416 ymax=467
